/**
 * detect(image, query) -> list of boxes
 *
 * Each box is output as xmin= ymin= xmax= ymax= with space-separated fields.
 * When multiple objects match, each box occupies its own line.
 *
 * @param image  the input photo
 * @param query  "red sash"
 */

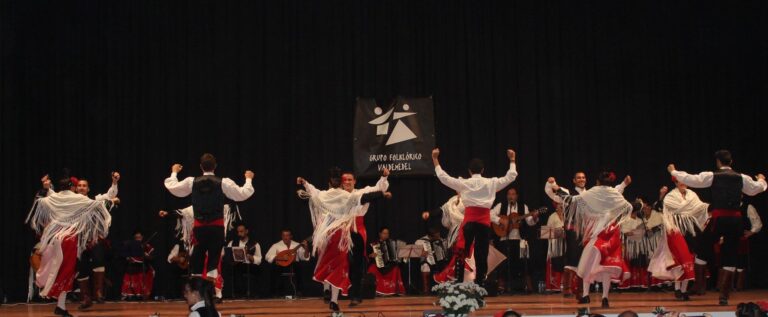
xmin=464 ymin=206 xmax=491 ymax=226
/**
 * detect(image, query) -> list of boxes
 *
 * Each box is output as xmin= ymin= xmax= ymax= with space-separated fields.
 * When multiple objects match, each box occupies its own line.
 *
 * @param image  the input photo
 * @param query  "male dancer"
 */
xmin=668 ymin=150 xmax=766 ymax=305
xmin=432 ymin=148 xmax=518 ymax=286
xmin=164 ymin=153 xmax=254 ymax=281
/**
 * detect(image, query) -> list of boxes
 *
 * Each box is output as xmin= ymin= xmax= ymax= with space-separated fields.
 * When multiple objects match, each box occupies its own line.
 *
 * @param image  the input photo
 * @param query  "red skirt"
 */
xmin=544 ymin=259 xmax=563 ymax=292
xmin=619 ymin=264 xmax=650 ymax=289
xmin=367 ymin=264 xmax=405 ymax=295
xmin=121 ymin=267 xmax=155 ymax=297
xmin=666 ymin=231 xmax=695 ymax=282
xmin=579 ymin=224 xmax=629 ymax=283
xmin=39 ymin=236 xmax=78 ymax=299
xmin=313 ymin=230 xmax=351 ymax=295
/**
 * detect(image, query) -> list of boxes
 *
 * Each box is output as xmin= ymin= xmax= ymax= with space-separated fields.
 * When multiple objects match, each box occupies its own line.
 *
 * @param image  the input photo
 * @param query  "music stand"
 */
xmin=398 ymin=245 xmax=426 ymax=294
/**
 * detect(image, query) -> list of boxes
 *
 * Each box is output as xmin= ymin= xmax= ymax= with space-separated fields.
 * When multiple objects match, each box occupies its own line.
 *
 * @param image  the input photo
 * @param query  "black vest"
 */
xmin=191 ymin=175 xmax=225 ymax=221
xmin=710 ymin=168 xmax=743 ymax=210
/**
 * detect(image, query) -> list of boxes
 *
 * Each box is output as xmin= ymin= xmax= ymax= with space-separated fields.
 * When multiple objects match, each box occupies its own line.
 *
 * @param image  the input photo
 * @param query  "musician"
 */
xmin=166 ymin=239 xmax=192 ymax=299
xmin=366 ymin=227 xmax=405 ymax=296
xmin=490 ymin=188 xmax=536 ymax=293
xmin=415 ymin=227 xmax=448 ymax=294
xmin=265 ymin=229 xmax=310 ymax=297
xmin=224 ymin=224 xmax=262 ymax=298
xmin=120 ymin=230 xmax=155 ymax=300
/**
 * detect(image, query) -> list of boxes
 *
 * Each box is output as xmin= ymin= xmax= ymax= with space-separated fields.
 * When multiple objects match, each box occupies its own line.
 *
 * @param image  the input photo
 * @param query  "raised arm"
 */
xmin=544 ymin=177 xmax=567 ymax=204
xmin=741 ymin=173 xmax=767 ymax=196
xmin=164 ymin=164 xmax=194 ymax=197
xmin=614 ymin=175 xmax=631 ymax=194
xmin=222 ymin=170 xmax=255 ymax=202
xmin=357 ymin=169 xmax=391 ymax=194
xmin=668 ymin=164 xmax=713 ymax=188
xmin=491 ymin=149 xmax=518 ymax=191
xmin=297 ymin=177 xmax=321 ymax=196
xmin=95 ymin=172 xmax=120 ymax=201
xmin=432 ymin=148 xmax=468 ymax=192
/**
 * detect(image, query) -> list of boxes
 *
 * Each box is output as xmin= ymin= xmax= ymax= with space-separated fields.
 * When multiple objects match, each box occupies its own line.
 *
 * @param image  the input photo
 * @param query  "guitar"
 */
xmin=275 ymin=237 xmax=312 ymax=267
xmin=170 ymin=249 xmax=190 ymax=270
xmin=492 ymin=207 xmax=547 ymax=238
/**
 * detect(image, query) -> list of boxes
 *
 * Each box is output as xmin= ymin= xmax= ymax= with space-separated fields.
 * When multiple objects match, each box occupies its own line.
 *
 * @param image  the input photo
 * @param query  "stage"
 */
xmin=2 ymin=290 xmax=765 ymax=317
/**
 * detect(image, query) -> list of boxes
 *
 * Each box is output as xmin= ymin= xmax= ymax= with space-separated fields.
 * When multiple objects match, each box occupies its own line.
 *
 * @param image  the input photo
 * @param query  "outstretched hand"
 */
xmin=41 ymin=174 xmax=51 ymax=189
xmin=111 ymin=172 xmax=121 ymax=184
xmin=421 ymin=211 xmax=430 ymax=221
xmin=432 ymin=148 xmax=440 ymax=160
xmin=757 ymin=174 xmax=766 ymax=182
xmin=667 ymin=164 xmax=676 ymax=173
xmin=623 ymin=175 xmax=632 ymax=186
xmin=172 ymin=164 xmax=183 ymax=174
xmin=659 ymin=186 xmax=669 ymax=196
xmin=158 ymin=210 xmax=169 ymax=218
xmin=383 ymin=192 xmax=393 ymax=199
xmin=382 ymin=168 xmax=390 ymax=177
xmin=244 ymin=170 xmax=254 ymax=180
xmin=296 ymin=177 xmax=306 ymax=185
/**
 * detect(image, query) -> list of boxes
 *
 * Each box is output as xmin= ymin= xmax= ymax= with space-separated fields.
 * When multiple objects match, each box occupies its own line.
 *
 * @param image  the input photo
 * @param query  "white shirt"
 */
xmin=490 ymin=202 xmax=534 ymax=240
xmin=434 ymin=163 xmax=518 ymax=208
xmin=94 ymin=184 xmax=118 ymax=201
xmin=265 ymin=240 xmax=310 ymax=263
xmin=164 ymin=172 xmax=255 ymax=201
xmin=188 ymin=301 xmax=221 ymax=317
xmin=227 ymin=238 xmax=262 ymax=265
xmin=670 ymin=167 xmax=767 ymax=196
xmin=746 ymin=204 xmax=763 ymax=234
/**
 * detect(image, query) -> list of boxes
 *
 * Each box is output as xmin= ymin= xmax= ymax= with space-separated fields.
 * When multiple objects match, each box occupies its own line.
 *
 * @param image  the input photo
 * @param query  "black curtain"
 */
xmin=2 ymin=0 xmax=767 ymax=301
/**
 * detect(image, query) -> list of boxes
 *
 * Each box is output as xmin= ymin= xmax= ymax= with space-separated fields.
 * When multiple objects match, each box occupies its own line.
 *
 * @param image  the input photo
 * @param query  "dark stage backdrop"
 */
xmin=2 ymin=0 xmax=767 ymax=301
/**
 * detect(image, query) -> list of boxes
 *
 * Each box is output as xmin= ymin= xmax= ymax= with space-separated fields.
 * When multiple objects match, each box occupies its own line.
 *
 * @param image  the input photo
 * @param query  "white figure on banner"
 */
xmin=369 ymin=103 xmax=418 ymax=146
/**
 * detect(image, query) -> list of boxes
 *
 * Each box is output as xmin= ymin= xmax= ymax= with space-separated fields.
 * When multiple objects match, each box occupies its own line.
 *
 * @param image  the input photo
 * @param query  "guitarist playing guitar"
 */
xmin=266 ymin=229 xmax=310 ymax=296
xmin=490 ymin=188 xmax=541 ymax=293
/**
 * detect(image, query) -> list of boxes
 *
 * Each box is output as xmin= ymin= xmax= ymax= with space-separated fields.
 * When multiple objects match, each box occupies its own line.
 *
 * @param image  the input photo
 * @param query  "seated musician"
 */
xmin=415 ymin=227 xmax=448 ymax=294
xmin=264 ymin=229 xmax=310 ymax=297
xmin=223 ymin=223 xmax=262 ymax=298
xmin=120 ymin=230 xmax=155 ymax=301
xmin=366 ymin=227 xmax=405 ymax=296
xmin=166 ymin=239 xmax=192 ymax=299
xmin=490 ymin=188 xmax=537 ymax=293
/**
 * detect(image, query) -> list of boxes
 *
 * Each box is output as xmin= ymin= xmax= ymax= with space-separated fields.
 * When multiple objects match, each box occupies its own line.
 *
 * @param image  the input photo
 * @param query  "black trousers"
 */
xmin=697 ymin=215 xmax=743 ymax=268
xmin=564 ymin=229 xmax=583 ymax=269
xmin=461 ymin=222 xmax=490 ymax=283
xmin=348 ymin=231 xmax=367 ymax=300
xmin=191 ymin=225 xmax=225 ymax=276
xmin=77 ymin=242 xmax=107 ymax=279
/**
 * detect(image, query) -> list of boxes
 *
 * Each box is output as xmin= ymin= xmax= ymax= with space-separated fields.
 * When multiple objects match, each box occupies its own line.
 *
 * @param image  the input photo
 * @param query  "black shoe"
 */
xmin=330 ymin=301 xmax=340 ymax=312
xmin=719 ymin=297 xmax=728 ymax=306
xmin=578 ymin=295 xmax=590 ymax=304
xmin=215 ymin=297 xmax=223 ymax=304
xmin=54 ymin=307 xmax=74 ymax=317
xmin=349 ymin=298 xmax=362 ymax=307
xmin=679 ymin=293 xmax=690 ymax=301
xmin=601 ymin=298 xmax=609 ymax=308
xmin=323 ymin=290 xmax=331 ymax=304
xmin=674 ymin=290 xmax=682 ymax=299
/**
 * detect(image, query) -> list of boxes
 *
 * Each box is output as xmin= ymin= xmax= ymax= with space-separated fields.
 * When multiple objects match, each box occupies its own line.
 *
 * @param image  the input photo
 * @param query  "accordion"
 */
xmin=423 ymin=239 xmax=448 ymax=266
xmin=373 ymin=240 xmax=400 ymax=269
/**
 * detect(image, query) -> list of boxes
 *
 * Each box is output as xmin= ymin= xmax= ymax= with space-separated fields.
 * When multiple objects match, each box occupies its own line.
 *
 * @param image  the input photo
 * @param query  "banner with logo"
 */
xmin=353 ymin=96 xmax=436 ymax=177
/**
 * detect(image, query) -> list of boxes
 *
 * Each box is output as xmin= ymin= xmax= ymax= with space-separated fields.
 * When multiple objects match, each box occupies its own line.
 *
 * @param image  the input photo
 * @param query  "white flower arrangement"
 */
xmin=432 ymin=281 xmax=487 ymax=315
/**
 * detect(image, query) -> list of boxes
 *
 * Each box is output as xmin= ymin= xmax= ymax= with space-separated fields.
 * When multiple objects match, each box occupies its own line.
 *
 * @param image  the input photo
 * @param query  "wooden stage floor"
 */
xmin=2 ymin=290 xmax=765 ymax=317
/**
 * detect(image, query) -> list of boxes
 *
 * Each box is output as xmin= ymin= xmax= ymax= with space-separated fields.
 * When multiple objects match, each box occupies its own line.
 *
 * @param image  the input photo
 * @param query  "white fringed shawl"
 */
xmin=440 ymin=195 xmax=465 ymax=247
xmin=306 ymin=188 xmax=369 ymax=255
xmin=662 ymin=188 xmax=709 ymax=236
xmin=26 ymin=191 xmax=112 ymax=257
xmin=563 ymin=186 xmax=633 ymax=240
